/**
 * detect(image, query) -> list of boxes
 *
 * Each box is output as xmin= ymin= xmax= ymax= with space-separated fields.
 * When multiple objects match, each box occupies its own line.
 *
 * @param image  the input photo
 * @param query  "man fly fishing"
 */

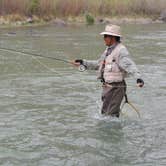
xmin=73 ymin=24 xmax=144 ymax=118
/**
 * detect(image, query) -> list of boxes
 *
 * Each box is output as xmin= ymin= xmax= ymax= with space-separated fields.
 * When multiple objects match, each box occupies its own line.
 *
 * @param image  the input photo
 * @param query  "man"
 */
xmin=73 ymin=24 xmax=144 ymax=118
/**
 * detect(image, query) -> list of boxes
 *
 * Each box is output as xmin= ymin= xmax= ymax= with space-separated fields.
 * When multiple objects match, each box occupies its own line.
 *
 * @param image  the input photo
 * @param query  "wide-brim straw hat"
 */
xmin=100 ymin=24 xmax=122 ymax=37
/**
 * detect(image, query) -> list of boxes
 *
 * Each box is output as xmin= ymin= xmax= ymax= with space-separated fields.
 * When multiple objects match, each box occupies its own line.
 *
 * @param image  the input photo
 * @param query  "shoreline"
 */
xmin=0 ymin=15 xmax=165 ymax=28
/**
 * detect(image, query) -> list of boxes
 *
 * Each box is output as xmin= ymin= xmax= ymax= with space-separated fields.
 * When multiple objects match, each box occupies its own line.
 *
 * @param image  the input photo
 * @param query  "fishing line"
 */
xmin=0 ymin=47 xmax=72 ymax=88
xmin=0 ymin=47 xmax=70 ymax=64
xmin=1 ymin=47 xmax=64 ymax=75
xmin=31 ymin=55 xmax=61 ymax=74
xmin=0 ymin=47 xmax=81 ymax=110
xmin=0 ymin=47 xmax=87 ymax=72
xmin=0 ymin=47 xmax=141 ymax=117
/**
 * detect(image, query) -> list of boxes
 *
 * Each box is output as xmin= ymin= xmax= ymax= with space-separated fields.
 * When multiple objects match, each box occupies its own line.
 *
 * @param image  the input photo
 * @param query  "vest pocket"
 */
xmin=111 ymin=62 xmax=120 ymax=72
xmin=105 ymin=63 xmax=112 ymax=72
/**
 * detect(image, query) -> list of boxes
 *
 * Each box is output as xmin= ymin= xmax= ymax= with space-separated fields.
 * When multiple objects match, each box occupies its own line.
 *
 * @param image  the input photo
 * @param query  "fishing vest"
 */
xmin=99 ymin=43 xmax=127 ymax=83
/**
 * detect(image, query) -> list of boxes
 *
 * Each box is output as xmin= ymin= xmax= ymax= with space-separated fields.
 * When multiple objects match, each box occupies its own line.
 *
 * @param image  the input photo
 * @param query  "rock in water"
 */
xmin=51 ymin=19 xmax=67 ymax=27
xmin=160 ymin=10 xmax=166 ymax=22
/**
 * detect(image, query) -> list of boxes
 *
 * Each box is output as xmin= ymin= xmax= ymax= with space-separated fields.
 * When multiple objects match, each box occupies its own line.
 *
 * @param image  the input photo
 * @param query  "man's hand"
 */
xmin=137 ymin=78 xmax=144 ymax=88
xmin=71 ymin=59 xmax=83 ymax=66
xmin=71 ymin=59 xmax=87 ymax=72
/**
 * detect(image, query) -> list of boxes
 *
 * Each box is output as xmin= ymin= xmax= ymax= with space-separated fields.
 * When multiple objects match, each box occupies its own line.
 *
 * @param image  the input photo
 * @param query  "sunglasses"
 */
xmin=104 ymin=34 xmax=113 ymax=38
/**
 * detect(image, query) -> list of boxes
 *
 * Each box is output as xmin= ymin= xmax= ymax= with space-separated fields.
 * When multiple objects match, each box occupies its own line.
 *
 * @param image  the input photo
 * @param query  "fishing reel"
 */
xmin=78 ymin=64 xmax=87 ymax=72
xmin=75 ymin=59 xmax=87 ymax=72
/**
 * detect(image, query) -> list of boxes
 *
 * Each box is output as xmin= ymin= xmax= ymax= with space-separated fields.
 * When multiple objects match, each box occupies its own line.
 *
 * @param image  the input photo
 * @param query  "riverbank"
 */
xmin=0 ymin=14 xmax=165 ymax=28
xmin=1 ymin=0 xmax=166 ymax=28
xmin=0 ymin=15 xmax=48 ymax=28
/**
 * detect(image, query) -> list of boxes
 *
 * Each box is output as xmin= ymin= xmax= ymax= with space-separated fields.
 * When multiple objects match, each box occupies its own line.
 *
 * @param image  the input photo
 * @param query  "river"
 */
xmin=0 ymin=23 xmax=166 ymax=166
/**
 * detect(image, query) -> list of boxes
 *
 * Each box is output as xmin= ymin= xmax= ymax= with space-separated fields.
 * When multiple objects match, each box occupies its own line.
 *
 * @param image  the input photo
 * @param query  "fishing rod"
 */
xmin=0 ymin=47 xmax=86 ymax=72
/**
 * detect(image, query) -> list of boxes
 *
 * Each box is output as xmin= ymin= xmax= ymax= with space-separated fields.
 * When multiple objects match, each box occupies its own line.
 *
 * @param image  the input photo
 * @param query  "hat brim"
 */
xmin=100 ymin=32 xmax=121 ymax=37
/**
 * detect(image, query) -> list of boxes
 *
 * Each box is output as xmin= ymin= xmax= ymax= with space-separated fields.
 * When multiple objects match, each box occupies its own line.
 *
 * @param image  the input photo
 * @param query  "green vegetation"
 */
xmin=0 ymin=0 xmax=165 ymax=21
xmin=28 ymin=0 xmax=40 ymax=15
xmin=85 ymin=13 xmax=95 ymax=25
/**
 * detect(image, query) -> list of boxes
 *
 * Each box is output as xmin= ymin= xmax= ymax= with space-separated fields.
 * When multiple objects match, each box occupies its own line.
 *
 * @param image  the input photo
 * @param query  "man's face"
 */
xmin=104 ymin=35 xmax=114 ymax=46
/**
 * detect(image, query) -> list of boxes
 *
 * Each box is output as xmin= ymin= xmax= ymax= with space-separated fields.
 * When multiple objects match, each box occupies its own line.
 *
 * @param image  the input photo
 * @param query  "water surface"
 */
xmin=0 ymin=24 xmax=166 ymax=166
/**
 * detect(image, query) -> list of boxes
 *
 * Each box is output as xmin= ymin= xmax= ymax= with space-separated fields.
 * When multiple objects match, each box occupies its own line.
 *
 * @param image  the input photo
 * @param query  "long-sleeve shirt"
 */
xmin=83 ymin=44 xmax=141 ymax=79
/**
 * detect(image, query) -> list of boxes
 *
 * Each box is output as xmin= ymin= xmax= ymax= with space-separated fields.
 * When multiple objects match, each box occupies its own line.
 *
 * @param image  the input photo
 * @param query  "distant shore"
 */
xmin=1 ymin=0 xmax=166 ymax=28
xmin=0 ymin=15 xmax=165 ymax=28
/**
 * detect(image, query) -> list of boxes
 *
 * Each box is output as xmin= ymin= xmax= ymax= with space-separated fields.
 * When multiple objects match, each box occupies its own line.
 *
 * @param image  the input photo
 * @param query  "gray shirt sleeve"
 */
xmin=119 ymin=47 xmax=141 ymax=79
xmin=83 ymin=60 xmax=99 ymax=70
xmin=82 ymin=50 xmax=106 ymax=70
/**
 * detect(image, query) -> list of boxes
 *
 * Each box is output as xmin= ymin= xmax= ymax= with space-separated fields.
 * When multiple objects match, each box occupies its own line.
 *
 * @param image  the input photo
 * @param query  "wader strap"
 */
xmin=124 ymin=94 xmax=129 ymax=103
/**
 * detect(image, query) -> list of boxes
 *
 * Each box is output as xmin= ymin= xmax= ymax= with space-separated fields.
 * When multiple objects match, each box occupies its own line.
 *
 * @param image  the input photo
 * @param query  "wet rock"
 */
xmin=96 ymin=17 xmax=154 ymax=24
xmin=0 ymin=17 xmax=6 ymax=25
xmin=15 ymin=21 xmax=22 ymax=25
xmin=103 ymin=18 xmax=113 ymax=24
xmin=96 ymin=18 xmax=110 ymax=24
xmin=97 ymin=18 xmax=104 ymax=24
xmin=153 ymin=19 xmax=164 ymax=24
xmin=27 ymin=17 xmax=33 ymax=23
xmin=159 ymin=10 xmax=166 ymax=22
xmin=51 ymin=18 xmax=67 ymax=27
xmin=134 ymin=18 xmax=153 ymax=24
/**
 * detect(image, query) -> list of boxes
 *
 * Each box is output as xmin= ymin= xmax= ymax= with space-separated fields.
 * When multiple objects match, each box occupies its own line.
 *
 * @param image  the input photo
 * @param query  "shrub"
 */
xmin=85 ymin=13 xmax=95 ymax=25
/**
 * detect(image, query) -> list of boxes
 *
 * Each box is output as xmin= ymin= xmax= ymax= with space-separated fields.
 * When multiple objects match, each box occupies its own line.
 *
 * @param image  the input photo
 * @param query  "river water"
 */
xmin=0 ymin=23 xmax=165 ymax=166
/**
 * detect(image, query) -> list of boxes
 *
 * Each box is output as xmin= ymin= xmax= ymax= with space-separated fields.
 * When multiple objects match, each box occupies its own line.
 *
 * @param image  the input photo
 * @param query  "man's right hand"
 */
xmin=71 ymin=59 xmax=83 ymax=66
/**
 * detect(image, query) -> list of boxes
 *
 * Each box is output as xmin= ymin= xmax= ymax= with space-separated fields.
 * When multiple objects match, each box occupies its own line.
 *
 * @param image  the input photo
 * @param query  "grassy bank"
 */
xmin=0 ymin=0 xmax=166 ymax=24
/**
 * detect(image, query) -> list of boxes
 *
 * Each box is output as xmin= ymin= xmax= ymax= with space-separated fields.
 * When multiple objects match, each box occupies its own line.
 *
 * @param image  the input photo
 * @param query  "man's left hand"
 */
xmin=137 ymin=78 xmax=144 ymax=88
